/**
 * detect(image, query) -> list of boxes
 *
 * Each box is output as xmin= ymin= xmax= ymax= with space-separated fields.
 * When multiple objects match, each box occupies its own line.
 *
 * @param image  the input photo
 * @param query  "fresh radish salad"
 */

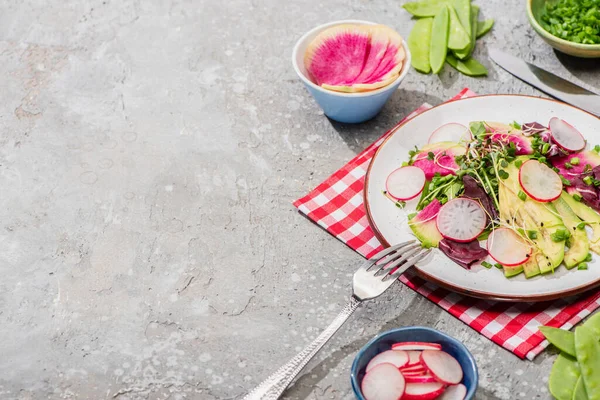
xmin=384 ymin=119 xmax=600 ymax=279
xmin=360 ymin=341 xmax=466 ymax=400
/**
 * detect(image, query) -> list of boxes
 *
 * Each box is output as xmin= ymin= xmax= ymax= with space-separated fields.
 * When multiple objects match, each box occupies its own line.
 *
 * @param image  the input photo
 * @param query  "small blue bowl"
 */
xmin=292 ymin=20 xmax=412 ymax=124
xmin=351 ymin=327 xmax=478 ymax=400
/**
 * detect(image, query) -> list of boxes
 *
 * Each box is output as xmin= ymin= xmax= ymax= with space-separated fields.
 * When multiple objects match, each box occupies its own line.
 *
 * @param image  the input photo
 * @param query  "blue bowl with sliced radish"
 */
xmin=351 ymin=327 xmax=478 ymax=400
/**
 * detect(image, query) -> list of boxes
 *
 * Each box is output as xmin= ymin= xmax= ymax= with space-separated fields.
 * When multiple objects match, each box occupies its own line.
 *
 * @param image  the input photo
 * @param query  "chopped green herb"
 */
xmin=395 ymin=201 xmax=406 ymax=208
xmin=427 ymin=151 xmax=435 ymax=160
xmin=584 ymin=175 xmax=593 ymax=186
xmin=561 ymin=176 xmax=572 ymax=186
xmin=551 ymin=228 xmax=571 ymax=242
xmin=528 ymin=230 xmax=538 ymax=240
xmin=578 ymin=262 xmax=588 ymax=270
xmin=494 ymin=263 xmax=503 ymax=269
xmin=541 ymin=0 xmax=600 ymax=45
xmin=585 ymin=253 xmax=593 ymax=262
xmin=481 ymin=261 xmax=493 ymax=269
xmin=584 ymin=164 xmax=593 ymax=173
xmin=571 ymin=157 xmax=580 ymax=165
xmin=518 ymin=190 xmax=527 ymax=201
xmin=542 ymin=143 xmax=550 ymax=154
xmin=578 ymin=222 xmax=587 ymax=230
xmin=573 ymin=193 xmax=583 ymax=202
xmin=564 ymin=162 xmax=573 ymax=170
xmin=595 ymin=145 xmax=600 ymax=154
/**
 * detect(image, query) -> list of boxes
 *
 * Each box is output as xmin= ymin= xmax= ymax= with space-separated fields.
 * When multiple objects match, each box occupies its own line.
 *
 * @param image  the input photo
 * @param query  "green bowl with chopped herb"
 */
xmin=527 ymin=0 xmax=600 ymax=58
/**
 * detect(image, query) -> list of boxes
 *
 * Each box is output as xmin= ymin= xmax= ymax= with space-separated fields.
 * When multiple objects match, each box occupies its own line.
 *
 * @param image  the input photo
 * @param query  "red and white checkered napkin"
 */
xmin=294 ymin=88 xmax=600 ymax=359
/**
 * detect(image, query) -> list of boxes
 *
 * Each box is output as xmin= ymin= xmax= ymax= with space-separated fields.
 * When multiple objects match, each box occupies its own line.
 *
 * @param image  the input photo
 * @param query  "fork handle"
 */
xmin=243 ymin=296 xmax=361 ymax=400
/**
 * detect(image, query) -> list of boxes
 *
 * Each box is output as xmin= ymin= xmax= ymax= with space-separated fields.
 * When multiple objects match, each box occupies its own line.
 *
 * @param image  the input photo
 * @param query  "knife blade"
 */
xmin=489 ymin=48 xmax=600 ymax=117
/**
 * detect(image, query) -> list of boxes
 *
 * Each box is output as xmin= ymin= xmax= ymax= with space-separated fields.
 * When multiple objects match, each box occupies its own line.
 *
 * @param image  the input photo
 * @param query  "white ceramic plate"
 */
xmin=365 ymin=95 xmax=600 ymax=301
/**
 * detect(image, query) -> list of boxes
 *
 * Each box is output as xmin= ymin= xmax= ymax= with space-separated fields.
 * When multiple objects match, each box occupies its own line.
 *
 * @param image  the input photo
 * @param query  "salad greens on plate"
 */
xmin=384 ymin=118 xmax=600 ymax=279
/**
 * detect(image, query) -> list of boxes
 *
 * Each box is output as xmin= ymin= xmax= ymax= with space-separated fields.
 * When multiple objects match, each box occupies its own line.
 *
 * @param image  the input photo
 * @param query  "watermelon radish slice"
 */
xmin=351 ymin=26 xmax=390 ymax=85
xmin=402 ymin=382 xmax=446 ymax=400
xmin=404 ymin=374 xmax=437 ymax=383
xmin=412 ymin=142 xmax=467 ymax=179
xmin=386 ymin=166 xmax=426 ymax=201
xmin=392 ymin=342 xmax=442 ymax=351
xmin=361 ymin=363 xmax=406 ymax=400
xmin=420 ymin=350 xmax=463 ymax=385
xmin=428 ymin=123 xmax=471 ymax=144
xmin=549 ymin=117 xmax=586 ymax=152
xmin=487 ymin=227 xmax=531 ymax=267
xmin=406 ymin=350 xmax=422 ymax=366
xmin=519 ymin=160 xmax=562 ymax=202
xmin=365 ymin=350 xmax=409 ymax=372
xmin=436 ymin=198 xmax=487 ymax=242
xmin=438 ymin=384 xmax=467 ymax=400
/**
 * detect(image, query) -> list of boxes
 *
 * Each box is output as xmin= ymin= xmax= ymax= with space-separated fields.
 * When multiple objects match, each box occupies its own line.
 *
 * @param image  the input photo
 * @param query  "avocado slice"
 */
xmin=522 ymin=255 xmax=541 ymax=278
xmin=408 ymin=199 xmax=443 ymax=248
xmin=553 ymin=195 xmax=590 ymax=269
xmin=503 ymin=264 xmax=524 ymax=278
xmin=562 ymin=191 xmax=600 ymax=255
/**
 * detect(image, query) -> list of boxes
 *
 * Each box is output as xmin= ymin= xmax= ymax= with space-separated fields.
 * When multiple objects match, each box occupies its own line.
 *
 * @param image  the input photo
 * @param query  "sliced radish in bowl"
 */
xmin=365 ymin=350 xmax=409 ymax=372
xmin=519 ymin=160 xmax=562 ymax=202
xmin=436 ymin=198 xmax=487 ymax=242
xmin=361 ymin=363 xmax=406 ymax=400
xmin=487 ymin=227 xmax=531 ymax=267
xmin=386 ymin=166 xmax=426 ymax=201
xmin=404 ymin=374 xmax=437 ymax=383
xmin=420 ymin=350 xmax=463 ymax=385
xmin=392 ymin=342 xmax=442 ymax=351
xmin=438 ymin=384 xmax=467 ymax=400
xmin=406 ymin=350 xmax=422 ymax=366
xmin=402 ymin=382 xmax=446 ymax=400
xmin=549 ymin=117 xmax=586 ymax=152
xmin=428 ymin=123 xmax=471 ymax=144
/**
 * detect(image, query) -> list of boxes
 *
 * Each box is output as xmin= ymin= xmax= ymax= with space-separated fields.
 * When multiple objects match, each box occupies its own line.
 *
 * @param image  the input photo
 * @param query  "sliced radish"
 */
xmin=400 ymin=365 xmax=427 ymax=374
xmin=402 ymin=370 xmax=427 ymax=377
xmin=404 ymin=374 xmax=437 ymax=383
xmin=420 ymin=350 xmax=463 ymax=385
xmin=487 ymin=227 xmax=531 ymax=267
xmin=386 ymin=166 xmax=426 ymax=201
xmin=436 ymin=198 xmax=487 ymax=242
xmin=438 ymin=384 xmax=467 ymax=400
xmin=365 ymin=350 xmax=409 ymax=372
xmin=549 ymin=117 xmax=586 ymax=152
xmin=402 ymin=382 xmax=446 ymax=400
xmin=392 ymin=342 xmax=442 ymax=351
xmin=361 ymin=363 xmax=406 ymax=400
xmin=519 ymin=160 xmax=562 ymax=202
xmin=406 ymin=351 xmax=422 ymax=366
xmin=428 ymin=123 xmax=471 ymax=144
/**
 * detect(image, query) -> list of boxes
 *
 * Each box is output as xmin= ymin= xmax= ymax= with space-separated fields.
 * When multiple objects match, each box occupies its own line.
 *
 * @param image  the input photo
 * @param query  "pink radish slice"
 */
xmin=438 ymin=384 xmax=467 ymax=400
xmin=486 ymin=227 xmax=531 ymax=267
xmin=549 ymin=117 xmax=586 ymax=152
xmin=420 ymin=350 xmax=463 ymax=385
xmin=365 ymin=350 xmax=409 ymax=372
xmin=406 ymin=351 xmax=422 ymax=366
xmin=400 ymin=366 xmax=427 ymax=375
xmin=361 ymin=363 xmax=406 ymax=400
xmin=386 ymin=166 xmax=426 ymax=201
xmin=428 ymin=123 xmax=471 ymax=144
xmin=436 ymin=198 xmax=487 ymax=242
xmin=402 ymin=382 xmax=446 ymax=400
xmin=402 ymin=370 xmax=427 ymax=377
xmin=404 ymin=374 xmax=437 ymax=383
xmin=519 ymin=160 xmax=562 ymax=202
xmin=392 ymin=342 xmax=442 ymax=351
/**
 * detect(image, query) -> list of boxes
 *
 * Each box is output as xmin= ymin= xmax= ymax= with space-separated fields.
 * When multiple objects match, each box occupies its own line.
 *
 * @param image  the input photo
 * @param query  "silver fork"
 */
xmin=243 ymin=240 xmax=431 ymax=400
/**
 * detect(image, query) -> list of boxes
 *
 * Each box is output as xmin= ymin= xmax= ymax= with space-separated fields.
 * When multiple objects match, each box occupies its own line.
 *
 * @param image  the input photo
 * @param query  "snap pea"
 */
xmin=575 ymin=326 xmax=600 ymax=400
xmin=445 ymin=54 xmax=487 ymax=76
xmin=402 ymin=0 xmax=446 ymax=17
xmin=583 ymin=312 xmax=600 ymax=337
xmin=573 ymin=376 xmax=589 ymax=400
xmin=549 ymin=353 xmax=581 ymax=400
xmin=476 ymin=19 xmax=494 ymax=39
xmin=408 ymin=18 xmax=433 ymax=74
xmin=454 ymin=4 xmax=479 ymax=60
xmin=430 ymin=6 xmax=450 ymax=74
xmin=447 ymin=5 xmax=471 ymax=51
xmin=540 ymin=326 xmax=576 ymax=357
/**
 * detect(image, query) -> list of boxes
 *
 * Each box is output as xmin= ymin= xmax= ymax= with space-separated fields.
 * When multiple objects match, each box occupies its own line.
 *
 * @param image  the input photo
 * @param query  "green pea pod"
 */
xmin=573 ymin=376 xmax=589 ymax=400
xmin=447 ymin=5 xmax=470 ymax=51
xmin=540 ymin=326 xmax=576 ymax=357
xmin=550 ymin=353 xmax=581 ymax=400
xmin=452 ymin=0 xmax=471 ymax=38
xmin=476 ymin=19 xmax=494 ymax=39
xmin=445 ymin=54 xmax=487 ymax=76
xmin=408 ymin=18 xmax=433 ymax=74
xmin=430 ymin=6 xmax=450 ymax=74
xmin=454 ymin=4 xmax=479 ymax=60
xmin=402 ymin=0 xmax=446 ymax=17
xmin=575 ymin=326 xmax=600 ymax=399
xmin=583 ymin=312 xmax=600 ymax=337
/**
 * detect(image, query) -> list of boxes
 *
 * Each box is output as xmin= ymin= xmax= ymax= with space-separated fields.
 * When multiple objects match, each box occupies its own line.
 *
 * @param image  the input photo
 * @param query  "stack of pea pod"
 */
xmin=403 ymin=0 xmax=493 ymax=76
xmin=540 ymin=313 xmax=600 ymax=399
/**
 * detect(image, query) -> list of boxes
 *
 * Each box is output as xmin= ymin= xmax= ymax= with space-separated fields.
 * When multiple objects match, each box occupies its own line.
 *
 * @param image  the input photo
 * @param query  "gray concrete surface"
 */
xmin=1 ymin=0 xmax=599 ymax=399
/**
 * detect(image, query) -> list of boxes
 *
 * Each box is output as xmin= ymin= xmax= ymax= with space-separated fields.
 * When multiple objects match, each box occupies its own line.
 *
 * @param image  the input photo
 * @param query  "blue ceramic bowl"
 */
xmin=351 ymin=327 xmax=478 ymax=400
xmin=292 ymin=20 xmax=411 ymax=124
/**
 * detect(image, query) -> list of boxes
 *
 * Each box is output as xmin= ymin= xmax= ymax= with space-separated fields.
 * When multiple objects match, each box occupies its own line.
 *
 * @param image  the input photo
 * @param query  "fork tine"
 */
xmin=383 ymin=249 xmax=432 ymax=281
xmin=359 ymin=240 xmax=416 ymax=272
xmin=373 ymin=244 xmax=422 ymax=276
